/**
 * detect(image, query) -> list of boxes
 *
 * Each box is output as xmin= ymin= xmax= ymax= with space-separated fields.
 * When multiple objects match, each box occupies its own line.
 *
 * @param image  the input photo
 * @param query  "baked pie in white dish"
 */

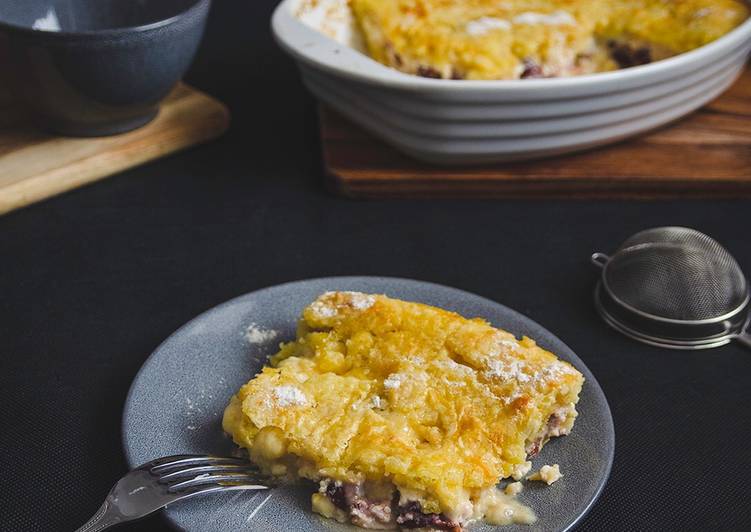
xmin=271 ymin=0 xmax=751 ymax=163
xmin=223 ymin=292 xmax=584 ymax=530
xmin=295 ymin=0 xmax=748 ymax=80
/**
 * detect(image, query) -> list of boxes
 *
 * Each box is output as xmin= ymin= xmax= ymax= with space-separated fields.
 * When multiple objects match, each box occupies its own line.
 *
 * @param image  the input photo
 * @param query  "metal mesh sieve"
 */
xmin=606 ymin=227 xmax=747 ymax=321
xmin=592 ymin=227 xmax=751 ymax=350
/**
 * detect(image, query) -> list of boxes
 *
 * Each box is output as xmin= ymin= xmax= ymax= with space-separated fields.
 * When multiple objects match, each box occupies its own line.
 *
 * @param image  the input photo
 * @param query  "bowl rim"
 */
xmin=272 ymin=0 xmax=751 ymax=92
xmin=0 ymin=0 xmax=210 ymax=38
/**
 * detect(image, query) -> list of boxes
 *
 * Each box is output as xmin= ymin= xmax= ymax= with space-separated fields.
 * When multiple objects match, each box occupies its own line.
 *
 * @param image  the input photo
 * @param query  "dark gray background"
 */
xmin=1 ymin=1 xmax=750 ymax=531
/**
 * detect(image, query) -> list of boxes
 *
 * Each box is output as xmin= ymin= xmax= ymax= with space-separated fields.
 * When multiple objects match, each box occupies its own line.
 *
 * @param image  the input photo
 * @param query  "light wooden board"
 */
xmin=322 ymin=67 xmax=751 ymax=199
xmin=0 ymin=84 xmax=229 ymax=215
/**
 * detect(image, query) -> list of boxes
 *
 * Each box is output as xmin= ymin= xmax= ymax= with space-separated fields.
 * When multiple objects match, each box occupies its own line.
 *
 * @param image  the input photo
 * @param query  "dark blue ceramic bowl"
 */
xmin=0 ymin=0 xmax=211 ymax=137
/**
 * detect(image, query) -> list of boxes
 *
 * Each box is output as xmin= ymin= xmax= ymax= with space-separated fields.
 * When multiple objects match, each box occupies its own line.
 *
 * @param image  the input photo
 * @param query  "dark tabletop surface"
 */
xmin=2 ymin=1 xmax=751 ymax=531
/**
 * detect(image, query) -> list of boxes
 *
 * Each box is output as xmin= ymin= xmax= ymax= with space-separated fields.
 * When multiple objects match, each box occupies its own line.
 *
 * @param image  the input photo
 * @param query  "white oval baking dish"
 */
xmin=272 ymin=0 xmax=751 ymax=164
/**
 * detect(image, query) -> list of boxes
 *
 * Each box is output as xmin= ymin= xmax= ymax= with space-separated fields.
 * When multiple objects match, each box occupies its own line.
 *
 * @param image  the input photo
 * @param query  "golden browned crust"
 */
xmin=347 ymin=0 xmax=749 ymax=79
xmin=223 ymin=291 xmax=584 ymax=521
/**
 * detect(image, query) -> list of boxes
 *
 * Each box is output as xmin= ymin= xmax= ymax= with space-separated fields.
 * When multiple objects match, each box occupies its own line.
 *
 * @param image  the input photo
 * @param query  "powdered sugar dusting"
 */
xmin=483 ymin=335 xmax=520 ymax=358
xmin=244 ymin=323 xmax=278 ymax=344
xmin=433 ymin=358 xmax=474 ymax=376
xmin=309 ymin=291 xmax=376 ymax=319
xmin=499 ymin=339 xmax=519 ymax=350
xmin=534 ymin=360 xmax=578 ymax=383
xmin=513 ymin=10 xmax=576 ymax=26
xmin=273 ymin=385 xmax=308 ymax=407
xmin=32 ymin=9 xmax=61 ymax=31
xmin=485 ymin=358 xmax=531 ymax=383
xmin=343 ymin=291 xmax=376 ymax=310
xmin=183 ymin=383 xmax=222 ymax=432
xmin=467 ymin=17 xmax=511 ymax=36
xmin=694 ymin=7 xmax=713 ymax=18
xmin=309 ymin=299 xmax=338 ymax=318
xmin=383 ymin=373 xmax=406 ymax=389
xmin=295 ymin=0 xmax=365 ymax=50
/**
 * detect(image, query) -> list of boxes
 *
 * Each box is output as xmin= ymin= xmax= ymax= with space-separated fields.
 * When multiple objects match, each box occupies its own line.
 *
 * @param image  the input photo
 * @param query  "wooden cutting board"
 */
xmin=322 ymin=67 xmax=751 ymax=199
xmin=0 ymin=83 xmax=229 ymax=215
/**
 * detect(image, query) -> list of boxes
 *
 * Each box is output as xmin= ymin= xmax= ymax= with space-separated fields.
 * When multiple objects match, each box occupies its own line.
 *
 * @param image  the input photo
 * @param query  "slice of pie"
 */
xmin=223 ymin=291 xmax=585 ymax=530
xmin=346 ymin=0 xmax=749 ymax=79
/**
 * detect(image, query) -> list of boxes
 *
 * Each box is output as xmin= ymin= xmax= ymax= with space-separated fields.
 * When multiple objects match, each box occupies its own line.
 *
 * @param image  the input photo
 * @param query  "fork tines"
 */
xmin=148 ymin=455 xmax=271 ymax=493
xmin=150 ymin=455 xmax=251 ymax=474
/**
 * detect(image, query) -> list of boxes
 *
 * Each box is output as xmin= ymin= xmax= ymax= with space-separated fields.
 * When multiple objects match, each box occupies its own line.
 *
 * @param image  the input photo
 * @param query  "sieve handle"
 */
xmin=591 ymin=253 xmax=610 ymax=269
xmin=736 ymin=332 xmax=751 ymax=350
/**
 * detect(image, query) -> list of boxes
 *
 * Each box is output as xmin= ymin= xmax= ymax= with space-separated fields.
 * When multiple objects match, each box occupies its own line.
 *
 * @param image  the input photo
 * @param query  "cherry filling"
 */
xmin=325 ymin=481 xmax=350 ymax=511
xmin=396 ymin=501 xmax=461 ymax=531
xmin=324 ymin=481 xmax=395 ymax=528
xmin=526 ymin=410 xmax=571 ymax=458
xmin=607 ymin=40 xmax=653 ymax=68
xmin=323 ymin=481 xmax=460 ymax=530
xmin=417 ymin=65 xmax=443 ymax=78
xmin=520 ymin=58 xmax=545 ymax=79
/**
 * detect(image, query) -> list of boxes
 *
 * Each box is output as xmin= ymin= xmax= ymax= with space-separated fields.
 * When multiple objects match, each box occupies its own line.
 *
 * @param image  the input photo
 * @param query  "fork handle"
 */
xmin=76 ymin=500 xmax=124 ymax=532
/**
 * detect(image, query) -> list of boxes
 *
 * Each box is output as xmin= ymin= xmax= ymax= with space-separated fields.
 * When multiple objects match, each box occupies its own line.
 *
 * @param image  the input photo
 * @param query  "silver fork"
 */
xmin=76 ymin=455 xmax=273 ymax=532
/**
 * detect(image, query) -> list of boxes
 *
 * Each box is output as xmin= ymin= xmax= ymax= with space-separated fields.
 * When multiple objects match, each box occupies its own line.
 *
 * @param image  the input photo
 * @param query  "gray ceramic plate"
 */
xmin=123 ymin=277 xmax=614 ymax=531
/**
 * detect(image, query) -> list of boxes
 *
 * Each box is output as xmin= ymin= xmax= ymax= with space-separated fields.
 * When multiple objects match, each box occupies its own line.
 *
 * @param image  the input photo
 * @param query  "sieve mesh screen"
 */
xmin=604 ymin=227 xmax=747 ymax=321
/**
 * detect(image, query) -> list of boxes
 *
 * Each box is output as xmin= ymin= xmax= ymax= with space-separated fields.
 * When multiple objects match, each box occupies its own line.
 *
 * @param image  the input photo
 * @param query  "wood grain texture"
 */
xmin=322 ymin=67 xmax=751 ymax=199
xmin=0 ymin=84 xmax=229 ymax=215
